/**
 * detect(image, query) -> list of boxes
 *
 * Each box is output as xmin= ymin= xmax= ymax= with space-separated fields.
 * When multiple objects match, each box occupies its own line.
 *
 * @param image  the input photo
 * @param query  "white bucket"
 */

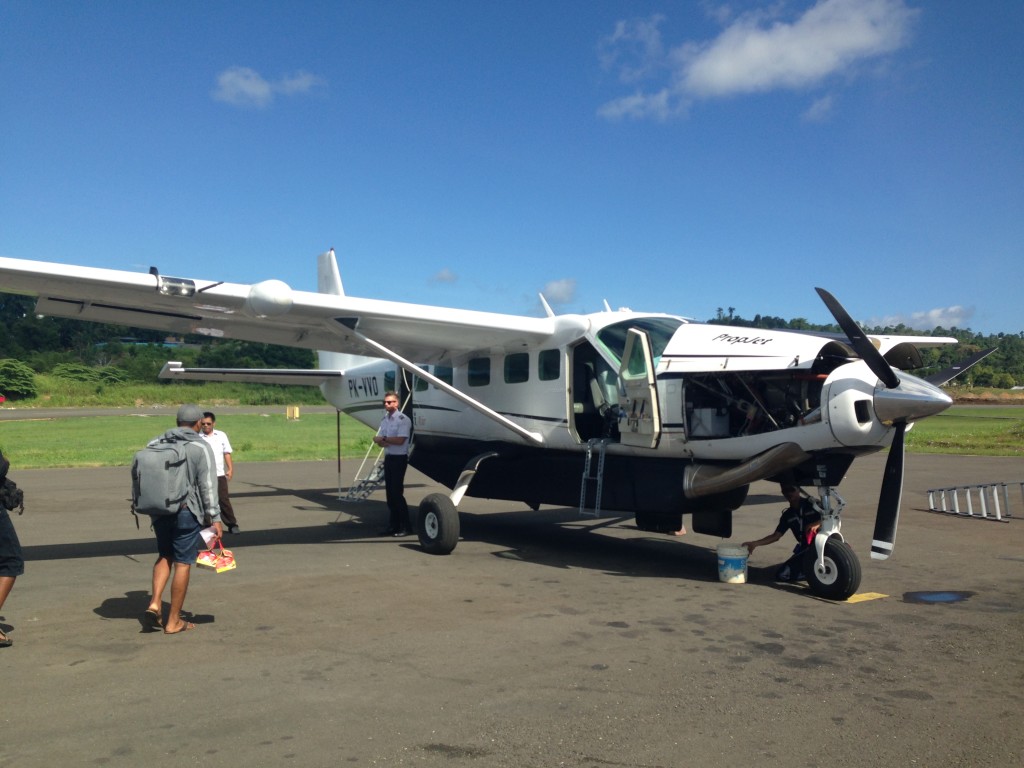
xmin=716 ymin=544 xmax=749 ymax=584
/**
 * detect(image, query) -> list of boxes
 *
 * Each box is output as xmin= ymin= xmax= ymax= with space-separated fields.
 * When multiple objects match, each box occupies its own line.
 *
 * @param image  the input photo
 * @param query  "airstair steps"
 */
xmin=579 ymin=438 xmax=609 ymax=517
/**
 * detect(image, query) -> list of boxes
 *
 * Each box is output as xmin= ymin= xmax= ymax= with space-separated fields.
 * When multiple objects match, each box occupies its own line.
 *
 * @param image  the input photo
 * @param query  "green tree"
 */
xmin=0 ymin=358 xmax=38 ymax=399
xmin=195 ymin=341 xmax=314 ymax=369
xmin=991 ymin=372 xmax=1016 ymax=389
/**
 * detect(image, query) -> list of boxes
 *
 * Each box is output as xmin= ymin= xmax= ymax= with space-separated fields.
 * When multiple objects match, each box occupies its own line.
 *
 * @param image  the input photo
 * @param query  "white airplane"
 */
xmin=0 ymin=250 xmax=983 ymax=600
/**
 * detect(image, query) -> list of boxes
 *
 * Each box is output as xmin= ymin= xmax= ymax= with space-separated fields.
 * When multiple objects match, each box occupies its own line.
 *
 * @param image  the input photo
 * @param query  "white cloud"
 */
xmin=213 ymin=67 xmax=273 ymax=108
xmin=802 ymin=94 xmax=835 ymax=122
xmin=597 ymin=88 xmax=678 ymax=122
xmin=683 ymin=0 xmax=915 ymax=96
xmin=598 ymin=0 xmax=917 ymax=120
xmin=276 ymin=71 xmax=323 ymax=96
xmin=598 ymin=15 xmax=666 ymax=84
xmin=431 ymin=268 xmax=458 ymax=284
xmin=870 ymin=305 xmax=975 ymax=331
xmin=212 ymin=66 xmax=325 ymax=109
xmin=541 ymin=278 xmax=577 ymax=305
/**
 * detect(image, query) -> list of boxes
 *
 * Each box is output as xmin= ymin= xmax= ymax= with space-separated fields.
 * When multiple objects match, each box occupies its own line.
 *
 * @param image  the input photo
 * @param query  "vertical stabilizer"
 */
xmin=318 ymin=248 xmax=345 ymax=296
xmin=316 ymin=248 xmax=380 ymax=373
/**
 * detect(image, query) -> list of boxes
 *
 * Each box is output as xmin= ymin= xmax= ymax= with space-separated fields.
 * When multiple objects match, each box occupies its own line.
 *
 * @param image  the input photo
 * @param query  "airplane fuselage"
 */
xmin=324 ymin=311 xmax=924 ymax=535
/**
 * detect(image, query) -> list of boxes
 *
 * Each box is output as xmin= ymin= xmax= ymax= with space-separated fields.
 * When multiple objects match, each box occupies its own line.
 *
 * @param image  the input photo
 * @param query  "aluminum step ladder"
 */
xmin=344 ymin=450 xmax=386 ymax=501
xmin=343 ymin=434 xmax=417 ymax=503
xmin=927 ymin=480 xmax=1021 ymax=521
xmin=579 ymin=438 xmax=609 ymax=517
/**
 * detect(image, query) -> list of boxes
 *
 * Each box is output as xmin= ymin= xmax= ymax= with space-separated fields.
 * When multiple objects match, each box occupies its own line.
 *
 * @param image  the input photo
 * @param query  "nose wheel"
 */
xmin=801 ymin=487 xmax=862 ymax=601
xmin=803 ymin=538 xmax=861 ymax=600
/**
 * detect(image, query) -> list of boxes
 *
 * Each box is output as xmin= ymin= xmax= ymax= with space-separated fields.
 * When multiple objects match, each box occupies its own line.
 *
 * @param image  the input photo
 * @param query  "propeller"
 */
xmin=815 ymin=288 xmax=908 ymax=561
xmin=867 ymin=346 xmax=992 ymax=557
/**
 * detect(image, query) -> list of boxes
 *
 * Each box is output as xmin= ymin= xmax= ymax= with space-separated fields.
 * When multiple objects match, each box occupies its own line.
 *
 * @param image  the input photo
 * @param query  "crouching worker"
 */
xmin=742 ymin=483 xmax=821 ymax=583
xmin=132 ymin=404 xmax=221 ymax=634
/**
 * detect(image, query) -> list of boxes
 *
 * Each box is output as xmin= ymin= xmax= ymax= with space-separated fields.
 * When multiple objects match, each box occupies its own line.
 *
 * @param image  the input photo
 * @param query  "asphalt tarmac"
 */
xmin=1 ymin=449 xmax=1021 ymax=767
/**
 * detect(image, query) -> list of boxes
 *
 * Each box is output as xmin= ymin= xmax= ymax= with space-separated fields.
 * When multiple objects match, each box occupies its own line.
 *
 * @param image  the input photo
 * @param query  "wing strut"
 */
xmin=341 ymin=323 xmax=545 ymax=447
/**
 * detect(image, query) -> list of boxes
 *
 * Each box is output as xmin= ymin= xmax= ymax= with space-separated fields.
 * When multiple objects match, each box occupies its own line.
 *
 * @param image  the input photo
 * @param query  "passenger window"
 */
xmin=468 ymin=357 xmax=491 ymax=387
xmin=538 ymin=349 xmax=560 ymax=381
xmin=433 ymin=365 xmax=453 ymax=387
xmin=414 ymin=373 xmax=428 ymax=392
xmin=504 ymin=353 xmax=529 ymax=384
xmin=384 ymin=371 xmax=396 ymax=393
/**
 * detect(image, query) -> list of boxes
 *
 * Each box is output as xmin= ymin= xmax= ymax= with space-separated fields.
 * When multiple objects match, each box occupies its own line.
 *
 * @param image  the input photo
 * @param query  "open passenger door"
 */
xmin=618 ymin=328 xmax=661 ymax=449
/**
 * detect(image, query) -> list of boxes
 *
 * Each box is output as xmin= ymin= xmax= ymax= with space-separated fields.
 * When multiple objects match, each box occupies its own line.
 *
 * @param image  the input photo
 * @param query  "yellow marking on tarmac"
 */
xmin=845 ymin=592 xmax=888 ymax=603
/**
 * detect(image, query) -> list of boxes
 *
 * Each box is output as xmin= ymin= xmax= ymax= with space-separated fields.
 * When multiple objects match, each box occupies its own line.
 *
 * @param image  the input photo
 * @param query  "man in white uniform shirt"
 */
xmin=201 ymin=412 xmax=240 ymax=534
xmin=373 ymin=392 xmax=412 ymax=536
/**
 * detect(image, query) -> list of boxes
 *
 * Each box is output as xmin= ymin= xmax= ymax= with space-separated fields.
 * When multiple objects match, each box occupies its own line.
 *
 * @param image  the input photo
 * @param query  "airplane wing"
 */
xmin=924 ymin=347 xmax=997 ymax=387
xmin=870 ymin=334 xmax=958 ymax=354
xmin=0 ymin=256 xmax=560 ymax=364
xmin=867 ymin=335 xmax=957 ymax=373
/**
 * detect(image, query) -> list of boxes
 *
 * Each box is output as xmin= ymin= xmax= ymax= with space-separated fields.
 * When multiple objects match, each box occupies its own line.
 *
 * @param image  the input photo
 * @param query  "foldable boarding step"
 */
xmin=344 ymin=439 xmax=416 ymax=502
xmin=579 ymin=438 xmax=609 ymax=517
xmin=345 ymin=456 xmax=386 ymax=501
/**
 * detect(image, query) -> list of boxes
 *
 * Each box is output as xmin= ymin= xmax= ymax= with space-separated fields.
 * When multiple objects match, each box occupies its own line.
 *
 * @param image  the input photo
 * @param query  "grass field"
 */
xmin=905 ymin=406 xmax=1024 ymax=456
xmin=0 ymin=412 xmax=377 ymax=469
xmin=0 ymin=405 xmax=1020 ymax=469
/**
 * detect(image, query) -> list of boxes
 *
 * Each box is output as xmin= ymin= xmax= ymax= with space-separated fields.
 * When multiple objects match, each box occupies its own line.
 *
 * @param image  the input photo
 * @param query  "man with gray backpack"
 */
xmin=132 ymin=404 xmax=221 ymax=634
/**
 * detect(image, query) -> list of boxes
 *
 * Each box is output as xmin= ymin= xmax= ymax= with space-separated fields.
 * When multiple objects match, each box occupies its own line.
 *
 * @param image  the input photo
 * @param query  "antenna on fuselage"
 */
xmin=539 ymin=293 xmax=555 ymax=318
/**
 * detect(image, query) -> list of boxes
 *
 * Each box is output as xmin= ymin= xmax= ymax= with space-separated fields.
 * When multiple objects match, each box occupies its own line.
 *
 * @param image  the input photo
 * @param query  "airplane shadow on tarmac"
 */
xmin=19 ymin=482 xmax=411 ymax=562
xmin=22 ymin=481 xmax=806 ymax=597
xmin=454 ymin=502 xmax=820 ymax=598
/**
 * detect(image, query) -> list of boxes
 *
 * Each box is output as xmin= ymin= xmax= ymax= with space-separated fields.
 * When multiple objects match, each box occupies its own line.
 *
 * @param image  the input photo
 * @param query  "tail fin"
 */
xmin=316 ymin=248 xmax=379 ymax=372
xmin=318 ymin=248 xmax=345 ymax=296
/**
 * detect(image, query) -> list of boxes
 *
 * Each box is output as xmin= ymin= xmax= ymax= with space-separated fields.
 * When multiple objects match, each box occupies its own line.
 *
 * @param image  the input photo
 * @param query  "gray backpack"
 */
xmin=131 ymin=436 xmax=191 ymax=520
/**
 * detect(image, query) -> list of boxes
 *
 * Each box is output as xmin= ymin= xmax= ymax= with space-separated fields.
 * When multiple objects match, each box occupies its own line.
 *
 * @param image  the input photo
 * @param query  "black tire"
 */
xmin=803 ymin=538 xmax=862 ymax=601
xmin=417 ymin=493 xmax=460 ymax=555
xmin=634 ymin=511 xmax=682 ymax=533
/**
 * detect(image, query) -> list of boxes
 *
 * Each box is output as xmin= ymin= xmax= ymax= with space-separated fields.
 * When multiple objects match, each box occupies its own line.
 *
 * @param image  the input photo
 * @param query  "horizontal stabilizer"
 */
xmin=159 ymin=361 xmax=342 ymax=387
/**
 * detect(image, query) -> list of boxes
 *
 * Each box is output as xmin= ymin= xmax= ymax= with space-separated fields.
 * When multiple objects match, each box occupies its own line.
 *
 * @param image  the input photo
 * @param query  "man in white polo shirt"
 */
xmin=201 ymin=411 xmax=240 ymax=535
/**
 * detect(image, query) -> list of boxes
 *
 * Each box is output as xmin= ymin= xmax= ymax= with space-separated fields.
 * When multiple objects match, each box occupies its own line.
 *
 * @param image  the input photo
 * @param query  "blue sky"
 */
xmin=2 ymin=1 xmax=1021 ymax=335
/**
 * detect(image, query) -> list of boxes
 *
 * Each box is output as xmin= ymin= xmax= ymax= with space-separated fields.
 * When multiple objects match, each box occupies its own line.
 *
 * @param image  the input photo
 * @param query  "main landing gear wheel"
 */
xmin=803 ymin=538 xmax=862 ymax=601
xmin=417 ymin=493 xmax=460 ymax=555
xmin=633 ymin=511 xmax=681 ymax=533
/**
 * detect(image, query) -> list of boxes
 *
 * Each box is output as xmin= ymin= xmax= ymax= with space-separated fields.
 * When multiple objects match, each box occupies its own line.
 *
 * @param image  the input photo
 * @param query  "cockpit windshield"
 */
xmin=595 ymin=318 xmax=684 ymax=367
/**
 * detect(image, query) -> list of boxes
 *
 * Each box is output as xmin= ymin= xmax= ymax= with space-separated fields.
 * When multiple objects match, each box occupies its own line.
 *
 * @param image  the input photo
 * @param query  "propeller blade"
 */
xmin=871 ymin=421 xmax=906 ymax=560
xmin=815 ymin=287 xmax=900 ymax=389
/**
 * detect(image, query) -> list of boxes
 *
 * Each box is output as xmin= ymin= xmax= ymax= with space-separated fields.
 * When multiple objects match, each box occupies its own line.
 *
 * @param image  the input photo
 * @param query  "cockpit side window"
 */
xmin=596 ymin=318 xmax=683 ymax=367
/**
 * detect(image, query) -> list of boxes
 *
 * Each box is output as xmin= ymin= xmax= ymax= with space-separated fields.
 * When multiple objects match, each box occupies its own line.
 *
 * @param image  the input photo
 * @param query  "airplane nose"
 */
xmin=873 ymin=374 xmax=953 ymax=424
